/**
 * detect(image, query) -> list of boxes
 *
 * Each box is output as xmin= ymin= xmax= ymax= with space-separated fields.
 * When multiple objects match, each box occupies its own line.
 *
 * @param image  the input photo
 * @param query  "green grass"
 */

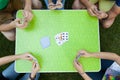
xmin=0 ymin=0 xmax=120 ymax=80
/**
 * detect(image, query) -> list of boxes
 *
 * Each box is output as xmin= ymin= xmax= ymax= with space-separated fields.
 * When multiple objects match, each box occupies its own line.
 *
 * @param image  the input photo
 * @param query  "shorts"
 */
xmin=116 ymin=0 xmax=120 ymax=7
xmin=44 ymin=0 xmax=66 ymax=10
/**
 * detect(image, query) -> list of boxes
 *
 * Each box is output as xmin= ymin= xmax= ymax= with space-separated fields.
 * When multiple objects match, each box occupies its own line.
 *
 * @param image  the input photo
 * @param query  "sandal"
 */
xmin=48 ymin=2 xmax=56 ymax=10
xmin=56 ymin=1 xmax=63 ymax=9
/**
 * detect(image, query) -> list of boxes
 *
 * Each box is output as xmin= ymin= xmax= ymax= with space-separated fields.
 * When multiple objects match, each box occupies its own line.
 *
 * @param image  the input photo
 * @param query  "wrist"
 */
xmin=30 ymin=72 xmax=36 ymax=79
xmin=30 ymin=73 xmax=36 ymax=80
xmin=80 ymin=0 xmax=93 ymax=8
xmin=10 ymin=21 xmax=16 ymax=28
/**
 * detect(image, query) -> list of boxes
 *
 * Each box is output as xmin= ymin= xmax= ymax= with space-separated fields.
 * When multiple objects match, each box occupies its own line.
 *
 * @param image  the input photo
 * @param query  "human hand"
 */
xmin=23 ymin=9 xmax=33 ymax=22
xmin=18 ymin=52 xmax=33 ymax=61
xmin=97 ymin=11 xmax=108 ymax=19
xmin=87 ymin=5 xmax=108 ymax=19
xmin=13 ymin=18 xmax=28 ymax=29
xmin=30 ymin=62 xmax=40 ymax=79
xmin=73 ymin=60 xmax=84 ymax=74
xmin=87 ymin=5 xmax=100 ymax=17
xmin=77 ymin=50 xmax=91 ymax=58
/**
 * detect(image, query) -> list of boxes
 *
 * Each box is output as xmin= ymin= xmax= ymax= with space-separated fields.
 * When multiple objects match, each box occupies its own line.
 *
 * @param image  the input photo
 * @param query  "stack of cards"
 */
xmin=29 ymin=55 xmax=38 ymax=64
xmin=55 ymin=32 xmax=69 ymax=46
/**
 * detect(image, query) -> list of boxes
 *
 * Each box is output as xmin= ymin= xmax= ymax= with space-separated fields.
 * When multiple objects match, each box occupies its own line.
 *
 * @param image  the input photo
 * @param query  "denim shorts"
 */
xmin=116 ymin=0 xmax=120 ymax=7
xmin=44 ymin=0 xmax=65 ymax=10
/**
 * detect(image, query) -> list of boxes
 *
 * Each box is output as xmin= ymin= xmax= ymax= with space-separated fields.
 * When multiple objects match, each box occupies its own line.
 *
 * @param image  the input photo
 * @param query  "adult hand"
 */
xmin=18 ymin=52 xmax=33 ymax=61
xmin=73 ymin=60 xmax=84 ymax=74
xmin=13 ymin=18 xmax=28 ymax=29
xmin=23 ymin=9 xmax=33 ymax=22
xmin=30 ymin=62 xmax=40 ymax=79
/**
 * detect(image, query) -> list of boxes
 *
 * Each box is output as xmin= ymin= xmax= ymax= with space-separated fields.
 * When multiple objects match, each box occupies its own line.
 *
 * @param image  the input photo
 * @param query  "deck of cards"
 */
xmin=29 ymin=55 xmax=38 ymax=64
xmin=55 ymin=32 xmax=69 ymax=46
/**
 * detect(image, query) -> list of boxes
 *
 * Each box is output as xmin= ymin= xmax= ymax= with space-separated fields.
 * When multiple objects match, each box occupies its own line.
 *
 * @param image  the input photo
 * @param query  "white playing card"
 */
xmin=29 ymin=55 xmax=38 ymax=63
xmin=55 ymin=32 xmax=69 ymax=46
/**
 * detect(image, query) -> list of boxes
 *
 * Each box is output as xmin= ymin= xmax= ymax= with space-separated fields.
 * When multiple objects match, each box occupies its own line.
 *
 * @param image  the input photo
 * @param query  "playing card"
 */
xmin=76 ymin=54 xmax=81 ymax=60
xmin=40 ymin=37 xmax=50 ymax=49
xmin=55 ymin=32 xmax=69 ymax=46
xmin=29 ymin=55 xmax=38 ymax=63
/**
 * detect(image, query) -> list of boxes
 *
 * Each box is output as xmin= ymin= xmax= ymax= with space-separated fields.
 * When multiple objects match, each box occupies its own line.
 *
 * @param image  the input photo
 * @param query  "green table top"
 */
xmin=15 ymin=10 xmax=100 ymax=73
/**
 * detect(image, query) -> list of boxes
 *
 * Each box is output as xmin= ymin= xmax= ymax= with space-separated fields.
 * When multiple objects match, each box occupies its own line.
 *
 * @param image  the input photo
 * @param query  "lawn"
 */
xmin=0 ymin=0 xmax=120 ymax=80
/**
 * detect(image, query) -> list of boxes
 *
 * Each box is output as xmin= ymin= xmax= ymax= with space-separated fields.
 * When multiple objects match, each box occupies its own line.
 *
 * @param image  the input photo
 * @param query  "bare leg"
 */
xmin=31 ymin=0 xmax=42 ymax=9
xmin=56 ymin=0 xmax=63 ymax=9
xmin=1 ymin=29 xmax=15 ymax=41
xmin=102 ymin=4 xmax=120 ymax=28
xmin=72 ymin=0 xmax=86 ymax=9
xmin=48 ymin=0 xmax=56 ymax=10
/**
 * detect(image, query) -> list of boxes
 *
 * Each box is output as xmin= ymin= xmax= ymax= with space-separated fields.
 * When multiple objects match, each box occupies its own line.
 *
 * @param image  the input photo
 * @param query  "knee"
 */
xmin=102 ymin=23 xmax=112 ymax=29
xmin=72 ymin=4 xmax=81 ymax=9
xmin=7 ymin=34 xmax=15 ymax=41
xmin=32 ymin=0 xmax=42 ymax=9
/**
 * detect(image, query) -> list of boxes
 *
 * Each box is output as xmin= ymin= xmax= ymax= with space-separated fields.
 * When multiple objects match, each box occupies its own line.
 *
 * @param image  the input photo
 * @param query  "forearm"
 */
xmin=76 ymin=67 xmax=92 ymax=80
xmin=80 ymin=0 xmax=93 ymax=8
xmin=91 ymin=52 xmax=120 ymax=62
xmin=0 ymin=55 xmax=20 ymax=66
xmin=0 ymin=22 xmax=15 ymax=31
xmin=57 ymin=0 xmax=62 ymax=2
xmin=25 ymin=0 xmax=32 ymax=10
xmin=80 ymin=73 xmax=92 ymax=80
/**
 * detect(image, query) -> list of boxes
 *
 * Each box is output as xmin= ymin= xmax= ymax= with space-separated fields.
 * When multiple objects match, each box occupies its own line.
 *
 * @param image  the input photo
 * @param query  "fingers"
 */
xmin=32 ymin=62 xmax=40 ymax=71
xmin=23 ymin=10 xmax=33 ymax=22
xmin=78 ymin=50 xmax=86 ymax=55
xmin=15 ymin=18 xmax=28 ymax=29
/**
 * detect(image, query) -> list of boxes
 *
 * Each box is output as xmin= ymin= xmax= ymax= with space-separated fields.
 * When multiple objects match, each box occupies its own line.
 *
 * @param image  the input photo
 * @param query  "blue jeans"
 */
xmin=116 ymin=0 xmax=120 ymax=7
xmin=2 ymin=63 xmax=40 ymax=80
xmin=86 ymin=59 xmax=114 ymax=80
xmin=44 ymin=0 xmax=65 ymax=10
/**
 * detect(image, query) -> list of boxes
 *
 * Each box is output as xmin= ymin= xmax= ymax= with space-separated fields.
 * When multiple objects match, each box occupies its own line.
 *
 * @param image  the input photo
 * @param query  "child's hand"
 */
xmin=56 ymin=1 xmax=63 ymax=9
xmin=30 ymin=62 xmax=40 ymax=79
xmin=73 ymin=60 xmax=84 ymax=74
xmin=13 ymin=18 xmax=28 ymax=29
xmin=18 ymin=52 xmax=34 ymax=61
xmin=87 ymin=5 xmax=100 ymax=17
xmin=23 ymin=9 xmax=33 ymax=22
xmin=77 ymin=50 xmax=91 ymax=57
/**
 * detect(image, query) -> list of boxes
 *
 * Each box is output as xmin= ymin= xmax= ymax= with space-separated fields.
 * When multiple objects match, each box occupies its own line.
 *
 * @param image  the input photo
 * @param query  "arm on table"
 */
xmin=78 ymin=50 xmax=120 ymax=65
xmin=0 ymin=53 xmax=33 ymax=66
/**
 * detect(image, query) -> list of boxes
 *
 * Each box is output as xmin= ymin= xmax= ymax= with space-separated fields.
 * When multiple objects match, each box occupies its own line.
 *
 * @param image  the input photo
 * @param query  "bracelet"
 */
xmin=29 ymin=73 xmax=35 ymax=80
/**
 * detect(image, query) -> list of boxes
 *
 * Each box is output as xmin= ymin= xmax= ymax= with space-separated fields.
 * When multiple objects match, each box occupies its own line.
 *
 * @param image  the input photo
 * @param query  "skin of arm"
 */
xmin=79 ymin=0 xmax=93 ymax=8
xmin=0 ymin=0 xmax=32 ymax=31
xmin=0 ymin=22 xmax=15 ymax=31
xmin=73 ymin=60 xmax=92 ymax=80
xmin=79 ymin=0 xmax=108 ymax=19
xmin=23 ymin=0 xmax=33 ymax=23
xmin=0 ymin=53 xmax=33 ymax=66
xmin=78 ymin=50 xmax=120 ymax=65
xmin=24 ymin=0 xmax=32 ymax=10
xmin=90 ymin=52 xmax=120 ymax=65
